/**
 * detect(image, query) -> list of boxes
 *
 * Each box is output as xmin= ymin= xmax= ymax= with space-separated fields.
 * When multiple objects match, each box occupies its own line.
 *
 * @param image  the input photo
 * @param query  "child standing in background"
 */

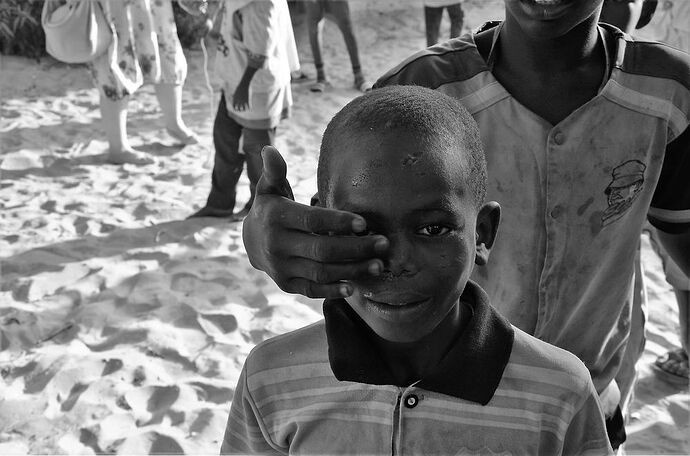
xmin=191 ymin=0 xmax=299 ymax=219
xmin=304 ymin=0 xmax=370 ymax=92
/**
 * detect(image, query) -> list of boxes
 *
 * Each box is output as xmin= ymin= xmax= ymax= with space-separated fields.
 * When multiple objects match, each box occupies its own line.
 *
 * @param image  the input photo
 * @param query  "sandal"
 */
xmin=310 ymin=80 xmax=328 ymax=93
xmin=653 ymin=348 xmax=689 ymax=385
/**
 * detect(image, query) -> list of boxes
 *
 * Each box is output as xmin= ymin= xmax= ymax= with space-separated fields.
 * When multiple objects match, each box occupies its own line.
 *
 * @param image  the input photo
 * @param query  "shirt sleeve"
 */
xmin=648 ymin=125 xmax=690 ymax=234
xmin=242 ymin=1 xmax=277 ymax=66
xmin=560 ymin=381 xmax=614 ymax=456
xmin=220 ymin=365 xmax=285 ymax=455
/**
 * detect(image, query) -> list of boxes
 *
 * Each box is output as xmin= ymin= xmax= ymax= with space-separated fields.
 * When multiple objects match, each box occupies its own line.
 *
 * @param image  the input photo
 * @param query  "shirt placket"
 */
xmin=536 ymin=126 xmax=568 ymax=338
xmin=392 ymin=386 xmax=423 ymax=456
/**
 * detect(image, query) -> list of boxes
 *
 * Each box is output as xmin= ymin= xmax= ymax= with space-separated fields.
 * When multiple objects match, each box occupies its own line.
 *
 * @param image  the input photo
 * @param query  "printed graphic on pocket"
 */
xmin=602 ymin=160 xmax=646 ymax=226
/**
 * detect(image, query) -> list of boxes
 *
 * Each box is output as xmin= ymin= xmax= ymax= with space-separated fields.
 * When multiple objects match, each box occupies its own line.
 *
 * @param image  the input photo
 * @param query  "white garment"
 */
xmin=215 ymin=0 xmax=299 ymax=124
xmin=216 ymin=0 xmax=299 ymax=91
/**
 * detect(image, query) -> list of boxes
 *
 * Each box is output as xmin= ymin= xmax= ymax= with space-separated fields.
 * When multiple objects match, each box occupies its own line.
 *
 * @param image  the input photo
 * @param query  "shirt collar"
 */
xmin=324 ymin=281 xmax=514 ymax=405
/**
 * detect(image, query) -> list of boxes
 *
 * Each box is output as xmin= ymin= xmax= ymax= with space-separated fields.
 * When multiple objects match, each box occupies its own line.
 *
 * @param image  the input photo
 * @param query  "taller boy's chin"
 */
xmin=507 ymin=0 xmax=599 ymax=39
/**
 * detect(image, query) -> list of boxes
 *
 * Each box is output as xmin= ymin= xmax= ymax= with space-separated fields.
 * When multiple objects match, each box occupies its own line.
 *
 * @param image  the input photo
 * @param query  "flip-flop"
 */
xmin=310 ymin=81 xmax=327 ymax=93
xmin=652 ymin=348 xmax=689 ymax=385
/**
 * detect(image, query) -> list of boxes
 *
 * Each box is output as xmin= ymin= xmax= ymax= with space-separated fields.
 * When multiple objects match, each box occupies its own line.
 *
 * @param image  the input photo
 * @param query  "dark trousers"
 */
xmin=305 ymin=0 xmax=362 ymax=78
xmin=206 ymin=93 xmax=276 ymax=212
xmin=424 ymin=3 xmax=464 ymax=47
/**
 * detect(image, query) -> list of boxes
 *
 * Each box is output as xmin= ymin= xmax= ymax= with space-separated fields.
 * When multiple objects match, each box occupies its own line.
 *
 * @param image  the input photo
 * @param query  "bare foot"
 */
xmin=107 ymin=148 xmax=155 ymax=165
xmin=166 ymin=126 xmax=199 ymax=145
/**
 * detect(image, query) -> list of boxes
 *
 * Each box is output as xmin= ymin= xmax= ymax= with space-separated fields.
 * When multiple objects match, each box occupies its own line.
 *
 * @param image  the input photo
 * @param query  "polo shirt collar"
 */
xmin=323 ymin=281 xmax=514 ymax=405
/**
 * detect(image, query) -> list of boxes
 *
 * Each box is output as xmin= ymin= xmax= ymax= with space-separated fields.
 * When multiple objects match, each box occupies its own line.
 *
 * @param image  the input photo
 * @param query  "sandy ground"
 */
xmin=1 ymin=0 xmax=688 ymax=453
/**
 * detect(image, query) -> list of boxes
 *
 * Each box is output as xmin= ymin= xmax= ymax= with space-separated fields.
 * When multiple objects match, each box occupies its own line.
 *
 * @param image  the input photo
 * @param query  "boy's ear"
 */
xmin=475 ymin=201 xmax=500 ymax=266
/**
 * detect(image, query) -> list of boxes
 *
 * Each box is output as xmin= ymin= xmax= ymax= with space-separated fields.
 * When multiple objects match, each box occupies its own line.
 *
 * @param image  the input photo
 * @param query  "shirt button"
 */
xmin=404 ymin=394 xmax=419 ymax=408
xmin=550 ymin=205 xmax=563 ymax=219
xmin=553 ymin=131 xmax=565 ymax=145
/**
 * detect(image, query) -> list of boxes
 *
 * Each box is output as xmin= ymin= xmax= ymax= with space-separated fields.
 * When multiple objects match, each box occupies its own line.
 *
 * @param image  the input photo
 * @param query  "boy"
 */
xmin=240 ymin=0 xmax=690 ymax=448
xmin=222 ymin=86 xmax=612 ymax=455
xmin=191 ymin=0 xmax=299 ymax=219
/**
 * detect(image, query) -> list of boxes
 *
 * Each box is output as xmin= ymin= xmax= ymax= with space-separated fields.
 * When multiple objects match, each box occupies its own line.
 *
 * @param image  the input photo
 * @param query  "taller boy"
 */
xmin=241 ymin=0 xmax=690 ymax=448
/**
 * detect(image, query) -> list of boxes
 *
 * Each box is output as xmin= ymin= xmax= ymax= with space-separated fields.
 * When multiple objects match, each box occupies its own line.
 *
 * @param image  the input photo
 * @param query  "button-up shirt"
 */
xmin=222 ymin=282 xmax=612 ymax=455
xmin=374 ymin=22 xmax=690 ymax=394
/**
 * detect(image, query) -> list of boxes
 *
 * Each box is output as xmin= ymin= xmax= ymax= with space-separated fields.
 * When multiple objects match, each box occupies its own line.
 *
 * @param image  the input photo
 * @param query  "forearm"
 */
xmin=239 ymin=63 xmax=260 ymax=87
xmin=657 ymin=229 xmax=690 ymax=275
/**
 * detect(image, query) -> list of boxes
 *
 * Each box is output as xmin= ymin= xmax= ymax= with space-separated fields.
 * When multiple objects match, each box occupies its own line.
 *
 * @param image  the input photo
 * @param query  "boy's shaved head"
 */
xmin=317 ymin=85 xmax=487 ymax=209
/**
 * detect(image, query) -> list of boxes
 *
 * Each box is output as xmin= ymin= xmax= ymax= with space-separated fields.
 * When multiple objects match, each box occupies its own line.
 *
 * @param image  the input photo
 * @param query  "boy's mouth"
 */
xmin=362 ymin=291 xmax=429 ymax=307
xmin=519 ymin=0 xmax=572 ymax=19
xmin=361 ymin=291 xmax=432 ymax=321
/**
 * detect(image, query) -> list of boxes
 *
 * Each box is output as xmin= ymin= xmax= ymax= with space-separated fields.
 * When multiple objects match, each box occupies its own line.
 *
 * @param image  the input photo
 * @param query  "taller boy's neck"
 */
xmin=500 ymin=15 xmax=601 ymax=73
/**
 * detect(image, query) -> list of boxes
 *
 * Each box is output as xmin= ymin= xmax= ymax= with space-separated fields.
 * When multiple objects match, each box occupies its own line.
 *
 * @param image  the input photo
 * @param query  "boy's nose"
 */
xmin=383 ymin=233 xmax=416 ymax=277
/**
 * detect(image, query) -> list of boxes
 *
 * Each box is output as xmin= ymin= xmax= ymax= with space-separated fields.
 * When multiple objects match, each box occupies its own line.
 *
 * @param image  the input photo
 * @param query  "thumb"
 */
xmin=257 ymin=145 xmax=295 ymax=200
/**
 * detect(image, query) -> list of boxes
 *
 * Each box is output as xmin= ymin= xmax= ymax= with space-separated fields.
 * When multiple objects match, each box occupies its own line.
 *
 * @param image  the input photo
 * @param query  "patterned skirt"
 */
xmin=91 ymin=0 xmax=187 ymax=100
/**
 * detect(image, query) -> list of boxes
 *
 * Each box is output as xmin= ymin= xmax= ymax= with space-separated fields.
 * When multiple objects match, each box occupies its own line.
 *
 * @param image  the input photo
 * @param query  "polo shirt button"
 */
xmin=404 ymin=394 xmax=419 ymax=408
xmin=553 ymin=131 xmax=565 ymax=145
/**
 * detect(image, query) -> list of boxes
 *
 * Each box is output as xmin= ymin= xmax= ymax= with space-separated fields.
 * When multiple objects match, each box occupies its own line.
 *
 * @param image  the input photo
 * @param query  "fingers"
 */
xmin=297 ymin=231 xmax=388 ymax=263
xmin=284 ymin=279 xmax=354 ymax=299
xmin=281 ymin=258 xmax=384 ymax=298
xmin=284 ymin=255 xmax=383 ymax=283
xmin=276 ymin=200 xmax=382 ymax=237
xmin=256 ymin=146 xmax=294 ymax=199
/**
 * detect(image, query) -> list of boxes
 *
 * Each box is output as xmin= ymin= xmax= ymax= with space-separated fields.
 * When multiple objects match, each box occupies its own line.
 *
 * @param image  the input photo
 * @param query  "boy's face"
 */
xmin=327 ymin=131 xmax=483 ymax=344
xmin=504 ymin=0 xmax=603 ymax=38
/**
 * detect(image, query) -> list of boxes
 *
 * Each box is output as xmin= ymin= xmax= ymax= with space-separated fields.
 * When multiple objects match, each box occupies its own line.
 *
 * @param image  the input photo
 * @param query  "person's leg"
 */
xmin=446 ymin=3 xmax=465 ymax=40
xmin=99 ymin=91 xmax=154 ymax=165
xmin=424 ymin=6 xmax=444 ymax=47
xmin=327 ymin=0 xmax=367 ymax=89
xmin=305 ymin=0 xmax=327 ymax=86
xmin=241 ymin=127 xmax=277 ymax=216
xmin=192 ymin=93 xmax=245 ymax=217
xmin=154 ymin=83 xmax=198 ymax=144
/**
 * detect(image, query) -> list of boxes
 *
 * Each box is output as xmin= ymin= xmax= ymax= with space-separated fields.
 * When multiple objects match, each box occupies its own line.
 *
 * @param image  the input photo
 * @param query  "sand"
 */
xmin=1 ymin=0 xmax=688 ymax=453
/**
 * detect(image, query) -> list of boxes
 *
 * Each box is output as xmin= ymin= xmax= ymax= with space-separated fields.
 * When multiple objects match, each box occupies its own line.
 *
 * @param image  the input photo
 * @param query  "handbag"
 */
xmin=42 ymin=0 xmax=113 ymax=63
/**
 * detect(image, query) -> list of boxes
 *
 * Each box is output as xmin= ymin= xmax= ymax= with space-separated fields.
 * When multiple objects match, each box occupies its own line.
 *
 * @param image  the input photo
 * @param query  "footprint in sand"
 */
xmin=60 ymin=382 xmax=89 ymax=412
xmin=117 ymin=431 xmax=184 ymax=454
xmin=101 ymin=358 xmax=124 ymax=376
xmin=124 ymin=384 xmax=182 ymax=426
xmin=190 ymin=382 xmax=233 ymax=404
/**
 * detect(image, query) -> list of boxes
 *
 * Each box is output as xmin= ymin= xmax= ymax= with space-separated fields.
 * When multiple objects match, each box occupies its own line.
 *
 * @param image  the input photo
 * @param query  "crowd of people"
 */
xmin=50 ymin=0 xmax=689 ymax=454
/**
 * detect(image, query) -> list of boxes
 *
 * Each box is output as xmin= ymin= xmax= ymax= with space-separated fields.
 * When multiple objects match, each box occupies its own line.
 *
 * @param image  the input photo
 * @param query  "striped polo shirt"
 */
xmin=373 ymin=22 xmax=690 ymax=396
xmin=222 ymin=282 xmax=612 ymax=455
